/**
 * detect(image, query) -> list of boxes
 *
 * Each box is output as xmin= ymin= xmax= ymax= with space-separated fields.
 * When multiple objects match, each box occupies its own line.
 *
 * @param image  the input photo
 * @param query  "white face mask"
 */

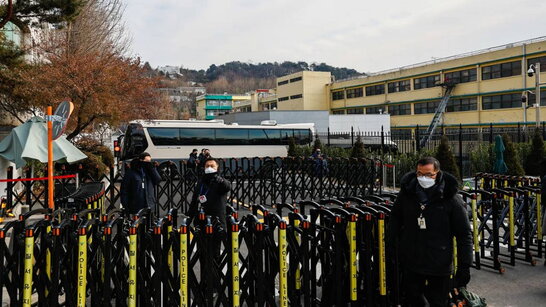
xmin=204 ymin=167 xmax=217 ymax=174
xmin=417 ymin=176 xmax=435 ymax=189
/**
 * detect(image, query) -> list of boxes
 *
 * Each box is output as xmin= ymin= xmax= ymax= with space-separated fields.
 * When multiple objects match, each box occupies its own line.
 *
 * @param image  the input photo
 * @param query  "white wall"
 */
xmin=329 ymin=114 xmax=391 ymax=133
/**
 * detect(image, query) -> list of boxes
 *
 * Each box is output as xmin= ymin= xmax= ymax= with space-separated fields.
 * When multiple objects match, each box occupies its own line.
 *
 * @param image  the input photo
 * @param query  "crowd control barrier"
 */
xmin=1 ymin=173 xmax=544 ymax=306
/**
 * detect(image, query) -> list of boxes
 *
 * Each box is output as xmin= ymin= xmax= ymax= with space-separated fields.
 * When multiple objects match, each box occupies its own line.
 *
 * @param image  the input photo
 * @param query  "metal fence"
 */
xmin=4 ymin=157 xmax=380 ymax=216
xmin=317 ymin=123 xmax=546 ymax=178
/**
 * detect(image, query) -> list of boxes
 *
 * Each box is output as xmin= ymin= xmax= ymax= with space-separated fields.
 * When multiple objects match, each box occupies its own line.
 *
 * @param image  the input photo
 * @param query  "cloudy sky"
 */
xmin=123 ymin=0 xmax=546 ymax=73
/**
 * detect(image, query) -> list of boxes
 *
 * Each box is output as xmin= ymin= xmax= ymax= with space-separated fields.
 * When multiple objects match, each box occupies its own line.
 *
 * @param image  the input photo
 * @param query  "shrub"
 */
xmin=313 ymin=138 xmax=322 ymax=151
xmin=288 ymin=137 xmax=297 ymax=157
xmin=435 ymin=135 xmax=460 ymax=180
xmin=523 ymin=129 xmax=545 ymax=176
xmin=502 ymin=134 xmax=525 ymax=176
xmin=351 ymin=135 xmax=366 ymax=158
xmin=469 ymin=143 xmax=494 ymax=175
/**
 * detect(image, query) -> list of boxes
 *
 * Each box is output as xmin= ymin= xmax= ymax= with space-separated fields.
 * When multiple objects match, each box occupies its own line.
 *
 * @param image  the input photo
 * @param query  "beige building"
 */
xmin=240 ymin=37 xmax=546 ymax=133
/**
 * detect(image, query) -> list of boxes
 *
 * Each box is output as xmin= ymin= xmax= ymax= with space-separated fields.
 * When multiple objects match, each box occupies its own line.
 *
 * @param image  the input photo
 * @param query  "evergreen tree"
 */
xmin=351 ymin=135 xmax=366 ymax=158
xmin=524 ymin=128 xmax=546 ymax=176
xmin=435 ymin=135 xmax=460 ymax=180
xmin=502 ymin=134 xmax=525 ymax=176
xmin=313 ymin=138 xmax=322 ymax=151
xmin=288 ymin=137 xmax=297 ymax=157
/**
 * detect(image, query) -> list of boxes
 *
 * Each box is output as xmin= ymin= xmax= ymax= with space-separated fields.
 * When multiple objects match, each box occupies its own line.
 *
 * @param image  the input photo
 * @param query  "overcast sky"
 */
xmin=123 ymin=0 xmax=546 ymax=73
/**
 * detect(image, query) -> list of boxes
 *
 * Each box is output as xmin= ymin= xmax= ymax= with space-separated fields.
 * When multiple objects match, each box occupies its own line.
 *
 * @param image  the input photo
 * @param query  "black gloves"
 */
xmin=455 ymin=266 xmax=470 ymax=288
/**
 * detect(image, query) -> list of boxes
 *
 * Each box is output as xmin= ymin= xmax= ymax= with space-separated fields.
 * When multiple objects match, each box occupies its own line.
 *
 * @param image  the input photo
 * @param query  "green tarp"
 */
xmin=0 ymin=117 xmax=87 ymax=168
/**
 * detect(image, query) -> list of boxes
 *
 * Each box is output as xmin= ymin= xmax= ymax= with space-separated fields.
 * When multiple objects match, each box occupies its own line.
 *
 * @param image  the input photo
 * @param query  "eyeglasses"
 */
xmin=416 ymin=172 xmax=437 ymax=178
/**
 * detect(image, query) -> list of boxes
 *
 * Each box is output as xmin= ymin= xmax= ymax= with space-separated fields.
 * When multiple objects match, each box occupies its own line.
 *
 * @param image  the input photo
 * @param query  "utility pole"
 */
xmin=528 ymin=62 xmax=545 ymax=128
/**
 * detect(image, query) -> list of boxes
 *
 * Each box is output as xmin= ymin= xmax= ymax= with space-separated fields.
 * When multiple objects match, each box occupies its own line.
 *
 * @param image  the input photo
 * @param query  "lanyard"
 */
xmin=200 ymin=184 xmax=209 ymax=196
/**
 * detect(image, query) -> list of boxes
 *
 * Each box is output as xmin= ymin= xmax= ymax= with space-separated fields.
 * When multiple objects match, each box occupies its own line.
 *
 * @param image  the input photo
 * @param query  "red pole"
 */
xmin=47 ymin=106 xmax=54 ymax=209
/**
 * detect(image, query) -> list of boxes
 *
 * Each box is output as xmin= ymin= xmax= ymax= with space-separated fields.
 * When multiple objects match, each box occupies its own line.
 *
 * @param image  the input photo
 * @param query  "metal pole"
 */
xmin=327 ymin=127 xmax=331 ymax=147
xmin=351 ymin=126 xmax=354 ymax=147
xmin=536 ymin=62 xmax=541 ymax=128
xmin=459 ymin=124 xmax=463 ymax=178
xmin=47 ymin=106 xmax=54 ymax=209
xmin=415 ymin=125 xmax=420 ymax=152
xmin=489 ymin=123 xmax=493 ymax=144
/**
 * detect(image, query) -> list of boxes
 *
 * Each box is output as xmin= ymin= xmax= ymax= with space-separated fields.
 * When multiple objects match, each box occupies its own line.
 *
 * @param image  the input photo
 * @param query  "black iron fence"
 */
xmin=3 ymin=157 xmax=380 ymax=216
xmin=317 ymin=123 xmax=546 ymax=178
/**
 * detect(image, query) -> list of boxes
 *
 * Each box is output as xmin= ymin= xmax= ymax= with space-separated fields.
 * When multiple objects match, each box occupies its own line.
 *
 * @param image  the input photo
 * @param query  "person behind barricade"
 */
xmin=311 ymin=148 xmax=328 ymax=177
xmin=188 ymin=148 xmax=199 ymax=173
xmin=120 ymin=152 xmax=162 ymax=216
xmin=187 ymin=157 xmax=231 ymax=230
xmin=387 ymin=156 xmax=473 ymax=307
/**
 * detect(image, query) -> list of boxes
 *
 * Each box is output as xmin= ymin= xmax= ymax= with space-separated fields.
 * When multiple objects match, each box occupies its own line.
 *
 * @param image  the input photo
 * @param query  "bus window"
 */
xmin=280 ymin=130 xmax=292 ymax=145
xmin=148 ymin=128 xmax=180 ymax=145
xmin=295 ymin=129 xmax=312 ymax=145
xmin=215 ymin=129 xmax=250 ymax=145
xmin=179 ymin=128 xmax=215 ymax=145
xmin=263 ymin=129 xmax=282 ymax=145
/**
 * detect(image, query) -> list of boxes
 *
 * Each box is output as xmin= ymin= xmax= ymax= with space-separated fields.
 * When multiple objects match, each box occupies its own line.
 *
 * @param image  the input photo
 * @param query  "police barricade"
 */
xmin=5 ymin=183 xmax=544 ymax=306
xmin=463 ymin=173 xmax=544 ymax=274
xmin=0 ymin=197 xmax=398 ymax=306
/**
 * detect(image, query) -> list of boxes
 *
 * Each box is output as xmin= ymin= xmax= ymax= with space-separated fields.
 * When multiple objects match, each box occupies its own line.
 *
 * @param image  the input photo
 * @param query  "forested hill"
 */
xmin=155 ymin=61 xmax=364 ymax=93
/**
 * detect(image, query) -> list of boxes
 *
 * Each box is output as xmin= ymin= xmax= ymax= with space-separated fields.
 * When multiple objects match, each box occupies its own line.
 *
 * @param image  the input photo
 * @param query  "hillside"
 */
xmin=154 ymin=61 xmax=364 ymax=93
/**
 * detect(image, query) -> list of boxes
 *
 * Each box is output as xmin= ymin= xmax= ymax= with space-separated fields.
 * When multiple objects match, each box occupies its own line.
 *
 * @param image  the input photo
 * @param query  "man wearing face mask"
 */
xmin=187 ymin=158 xmax=231 ymax=230
xmin=387 ymin=157 xmax=472 ymax=307
xmin=120 ymin=152 xmax=162 ymax=215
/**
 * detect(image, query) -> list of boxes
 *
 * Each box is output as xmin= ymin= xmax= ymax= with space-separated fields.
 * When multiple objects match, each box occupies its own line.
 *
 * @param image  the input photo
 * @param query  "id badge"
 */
xmin=199 ymin=195 xmax=207 ymax=203
xmin=417 ymin=217 xmax=426 ymax=229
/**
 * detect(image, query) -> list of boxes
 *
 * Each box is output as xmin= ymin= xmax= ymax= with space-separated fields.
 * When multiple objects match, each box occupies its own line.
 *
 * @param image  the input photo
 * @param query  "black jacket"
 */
xmin=188 ymin=173 xmax=231 ymax=230
xmin=387 ymin=171 xmax=473 ymax=276
xmin=120 ymin=161 xmax=162 ymax=215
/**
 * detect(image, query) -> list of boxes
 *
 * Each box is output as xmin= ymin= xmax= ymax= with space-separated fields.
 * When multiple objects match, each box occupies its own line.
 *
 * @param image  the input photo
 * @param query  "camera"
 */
xmin=528 ymin=67 xmax=535 ymax=77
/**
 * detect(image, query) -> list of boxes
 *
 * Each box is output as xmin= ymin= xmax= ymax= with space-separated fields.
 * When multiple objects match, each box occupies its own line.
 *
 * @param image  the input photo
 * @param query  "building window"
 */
xmin=388 ymin=104 xmax=411 ymax=116
xmin=290 ymin=76 xmax=302 ymax=83
xmin=332 ymin=110 xmax=345 ymax=115
xmin=414 ymin=100 xmax=440 ymax=114
xmin=347 ymin=108 xmax=364 ymax=114
xmin=366 ymin=106 xmax=384 ymax=114
xmin=332 ymin=91 xmax=345 ymax=100
xmin=528 ymin=56 xmax=546 ymax=72
xmin=444 ymin=68 xmax=477 ymax=84
xmin=278 ymin=96 xmax=289 ymax=101
xmin=482 ymin=93 xmax=521 ymax=110
xmin=482 ymin=60 xmax=521 ymax=80
xmin=346 ymin=87 xmax=363 ymax=99
xmin=446 ymin=97 xmax=478 ymax=112
xmin=414 ymin=75 xmax=440 ymax=90
xmin=388 ymin=80 xmax=411 ymax=93
xmin=278 ymin=80 xmax=289 ymax=86
xmin=271 ymin=102 xmax=278 ymax=109
xmin=366 ymin=84 xmax=385 ymax=96
xmin=290 ymin=94 xmax=303 ymax=99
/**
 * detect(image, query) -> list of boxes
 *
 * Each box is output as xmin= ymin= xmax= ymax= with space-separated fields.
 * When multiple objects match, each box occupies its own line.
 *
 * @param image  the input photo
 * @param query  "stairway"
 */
xmin=419 ymin=82 xmax=456 ymax=148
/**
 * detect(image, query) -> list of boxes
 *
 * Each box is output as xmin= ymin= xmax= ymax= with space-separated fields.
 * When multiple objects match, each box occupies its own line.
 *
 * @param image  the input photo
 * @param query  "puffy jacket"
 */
xmin=387 ymin=171 xmax=473 ymax=276
xmin=120 ymin=161 xmax=162 ymax=215
xmin=187 ymin=173 xmax=231 ymax=230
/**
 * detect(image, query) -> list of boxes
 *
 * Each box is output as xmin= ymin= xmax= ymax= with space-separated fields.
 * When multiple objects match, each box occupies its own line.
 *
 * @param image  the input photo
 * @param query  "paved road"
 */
xmin=469 ymin=260 xmax=546 ymax=307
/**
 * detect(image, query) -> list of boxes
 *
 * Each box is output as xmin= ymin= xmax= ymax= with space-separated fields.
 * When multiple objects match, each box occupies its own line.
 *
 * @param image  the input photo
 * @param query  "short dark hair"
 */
xmin=417 ymin=157 xmax=440 ymax=171
xmin=204 ymin=157 xmax=218 ymax=166
xmin=138 ymin=152 xmax=151 ymax=160
xmin=192 ymin=148 xmax=198 ymax=152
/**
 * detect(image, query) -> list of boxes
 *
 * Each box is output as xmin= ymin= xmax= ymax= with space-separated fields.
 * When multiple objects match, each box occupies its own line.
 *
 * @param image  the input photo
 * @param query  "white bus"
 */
xmin=119 ymin=119 xmax=315 ymax=163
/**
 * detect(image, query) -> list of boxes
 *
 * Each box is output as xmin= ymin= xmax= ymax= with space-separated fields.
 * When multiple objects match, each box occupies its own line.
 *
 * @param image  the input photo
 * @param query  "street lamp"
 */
xmin=527 ymin=63 xmax=546 ymax=128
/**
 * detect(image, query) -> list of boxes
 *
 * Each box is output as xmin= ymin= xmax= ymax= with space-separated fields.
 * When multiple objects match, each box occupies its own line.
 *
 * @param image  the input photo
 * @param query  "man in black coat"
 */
xmin=388 ymin=157 xmax=473 ymax=307
xmin=187 ymin=158 xmax=231 ymax=230
xmin=120 ymin=152 xmax=162 ymax=215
